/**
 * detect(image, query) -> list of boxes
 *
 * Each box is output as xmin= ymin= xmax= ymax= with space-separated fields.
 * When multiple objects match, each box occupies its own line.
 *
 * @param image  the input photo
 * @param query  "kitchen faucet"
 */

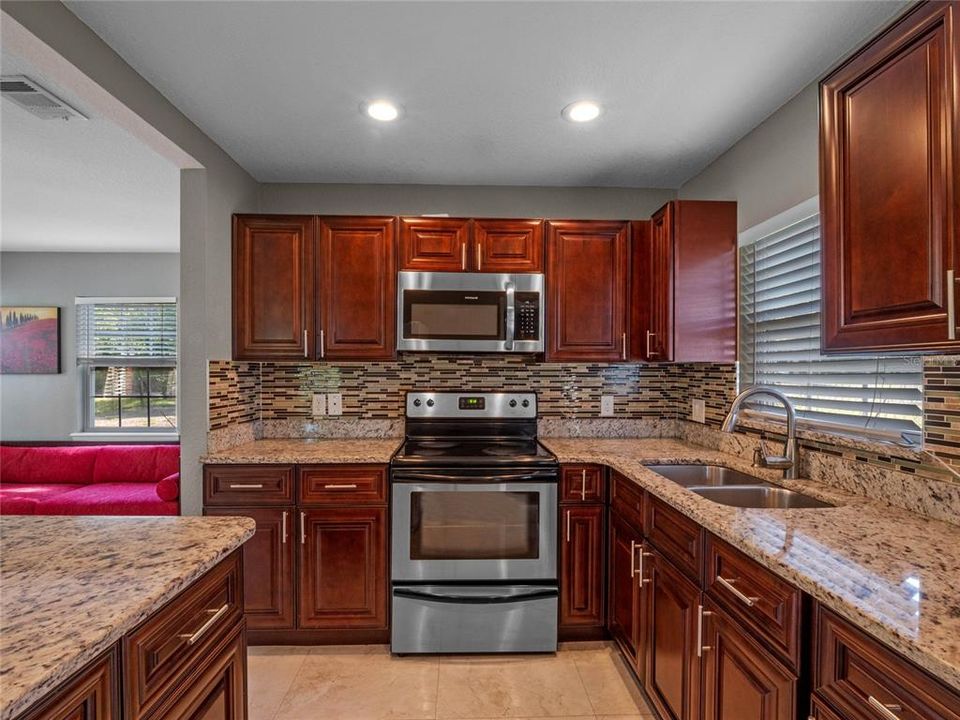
xmin=721 ymin=386 xmax=799 ymax=479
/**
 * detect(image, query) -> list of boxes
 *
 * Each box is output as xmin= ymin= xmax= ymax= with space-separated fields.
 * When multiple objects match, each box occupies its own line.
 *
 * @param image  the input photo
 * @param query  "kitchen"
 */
xmin=1 ymin=2 xmax=959 ymax=720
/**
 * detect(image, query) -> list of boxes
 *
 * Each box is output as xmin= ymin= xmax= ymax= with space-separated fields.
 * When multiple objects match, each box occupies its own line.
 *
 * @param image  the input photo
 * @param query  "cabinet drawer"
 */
xmin=609 ymin=471 xmax=644 ymax=533
xmin=560 ymin=465 xmax=606 ymax=503
xmin=704 ymin=534 xmax=802 ymax=670
xmin=814 ymin=605 xmax=960 ymax=720
xmin=299 ymin=465 xmax=388 ymax=505
xmin=124 ymin=552 xmax=243 ymax=720
xmin=204 ymin=465 xmax=294 ymax=506
xmin=644 ymin=495 xmax=703 ymax=582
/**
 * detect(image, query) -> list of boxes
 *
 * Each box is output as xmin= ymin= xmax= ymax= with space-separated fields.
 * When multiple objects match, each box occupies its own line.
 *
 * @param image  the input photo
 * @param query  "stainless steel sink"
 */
xmin=647 ymin=464 xmax=768 ymax=487
xmin=691 ymin=486 xmax=835 ymax=509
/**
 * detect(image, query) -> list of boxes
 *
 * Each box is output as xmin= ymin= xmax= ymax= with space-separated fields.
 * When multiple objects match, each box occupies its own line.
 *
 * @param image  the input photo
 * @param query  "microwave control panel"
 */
xmin=515 ymin=293 xmax=540 ymax=341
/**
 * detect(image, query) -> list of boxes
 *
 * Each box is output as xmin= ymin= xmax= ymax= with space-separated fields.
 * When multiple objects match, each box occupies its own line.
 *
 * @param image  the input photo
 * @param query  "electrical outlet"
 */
xmin=327 ymin=393 xmax=343 ymax=416
xmin=600 ymin=395 xmax=615 ymax=417
xmin=311 ymin=393 xmax=326 ymax=417
xmin=691 ymin=398 xmax=706 ymax=424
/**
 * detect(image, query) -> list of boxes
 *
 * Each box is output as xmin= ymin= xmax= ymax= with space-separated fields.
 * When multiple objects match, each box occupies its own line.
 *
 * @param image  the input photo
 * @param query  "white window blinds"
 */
xmin=740 ymin=214 xmax=923 ymax=435
xmin=76 ymin=299 xmax=177 ymax=364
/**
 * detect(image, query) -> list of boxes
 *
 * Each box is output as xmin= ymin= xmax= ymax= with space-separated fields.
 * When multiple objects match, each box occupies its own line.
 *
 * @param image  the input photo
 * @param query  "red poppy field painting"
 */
xmin=0 ymin=307 xmax=61 ymax=374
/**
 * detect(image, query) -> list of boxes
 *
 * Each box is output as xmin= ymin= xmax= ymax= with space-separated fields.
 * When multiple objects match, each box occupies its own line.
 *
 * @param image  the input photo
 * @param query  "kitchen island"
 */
xmin=0 ymin=515 xmax=255 ymax=720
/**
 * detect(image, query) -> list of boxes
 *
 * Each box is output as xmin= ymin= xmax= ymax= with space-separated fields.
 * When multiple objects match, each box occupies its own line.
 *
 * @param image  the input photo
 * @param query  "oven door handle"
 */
xmin=391 ymin=470 xmax=557 ymax=483
xmin=394 ymin=587 xmax=558 ymax=604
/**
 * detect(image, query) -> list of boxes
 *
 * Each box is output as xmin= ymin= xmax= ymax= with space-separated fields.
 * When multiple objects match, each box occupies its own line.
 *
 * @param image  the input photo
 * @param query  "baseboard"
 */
xmin=558 ymin=625 xmax=609 ymax=642
xmin=248 ymin=628 xmax=390 ymax=646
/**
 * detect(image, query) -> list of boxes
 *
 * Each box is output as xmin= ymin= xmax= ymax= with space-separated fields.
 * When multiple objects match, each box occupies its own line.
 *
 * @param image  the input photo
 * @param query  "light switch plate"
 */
xmin=600 ymin=395 xmax=615 ymax=417
xmin=327 ymin=393 xmax=343 ymax=416
xmin=692 ymin=398 xmax=706 ymax=423
xmin=311 ymin=393 xmax=326 ymax=417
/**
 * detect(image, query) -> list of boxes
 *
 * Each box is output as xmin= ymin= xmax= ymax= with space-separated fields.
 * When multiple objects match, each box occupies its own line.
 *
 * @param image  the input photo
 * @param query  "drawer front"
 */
xmin=204 ymin=465 xmax=294 ymax=506
xmin=299 ymin=465 xmax=388 ymax=505
xmin=814 ymin=606 xmax=960 ymax=720
xmin=704 ymin=534 xmax=802 ymax=670
xmin=124 ymin=552 xmax=243 ymax=720
xmin=610 ymin=471 xmax=644 ymax=533
xmin=560 ymin=465 xmax=606 ymax=503
xmin=644 ymin=495 xmax=703 ymax=582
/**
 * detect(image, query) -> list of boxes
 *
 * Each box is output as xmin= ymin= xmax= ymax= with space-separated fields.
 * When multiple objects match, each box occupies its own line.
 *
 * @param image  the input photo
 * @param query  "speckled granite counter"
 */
xmin=0 ymin=515 xmax=255 ymax=720
xmin=540 ymin=437 xmax=960 ymax=691
xmin=201 ymin=437 xmax=402 ymax=464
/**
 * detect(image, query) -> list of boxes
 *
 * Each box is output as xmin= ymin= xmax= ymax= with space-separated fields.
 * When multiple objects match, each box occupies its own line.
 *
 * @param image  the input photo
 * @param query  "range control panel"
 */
xmin=406 ymin=392 xmax=537 ymax=419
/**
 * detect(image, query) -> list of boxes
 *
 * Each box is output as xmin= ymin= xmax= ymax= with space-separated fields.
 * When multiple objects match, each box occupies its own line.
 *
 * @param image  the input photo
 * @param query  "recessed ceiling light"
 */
xmin=364 ymin=99 xmax=400 ymax=122
xmin=561 ymin=100 xmax=602 ymax=123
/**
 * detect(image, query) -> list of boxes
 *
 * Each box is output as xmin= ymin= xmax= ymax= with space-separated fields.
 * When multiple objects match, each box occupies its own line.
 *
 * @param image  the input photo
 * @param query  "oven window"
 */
xmin=410 ymin=491 xmax=540 ymax=560
xmin=403 ymin=291 xmax=503 ymax=340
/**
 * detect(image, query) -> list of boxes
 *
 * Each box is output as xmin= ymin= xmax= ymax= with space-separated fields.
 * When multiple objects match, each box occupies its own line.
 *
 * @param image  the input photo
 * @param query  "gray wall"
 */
xmin=259 ymin=183 xmax=675 ymax=220
xmin=0 ymin=252 xmax=179 ymax=441
xmin=678 ymin=82 xmax=819 ymax=232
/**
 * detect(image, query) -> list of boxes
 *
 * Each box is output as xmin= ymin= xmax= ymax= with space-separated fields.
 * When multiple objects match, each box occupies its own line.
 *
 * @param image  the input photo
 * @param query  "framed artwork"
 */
xmin=0 ymin=306 xmax=61 ymax=374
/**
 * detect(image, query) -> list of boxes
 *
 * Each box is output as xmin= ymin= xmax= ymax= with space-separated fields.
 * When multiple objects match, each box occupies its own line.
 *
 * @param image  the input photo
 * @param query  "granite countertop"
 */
xmin=201 ymin=437 xmax=402 ymax=464
xmin=539 ymin=437 xmax=960 ymax=691
xmin=0 ymin=515 xmax=256 ymax=720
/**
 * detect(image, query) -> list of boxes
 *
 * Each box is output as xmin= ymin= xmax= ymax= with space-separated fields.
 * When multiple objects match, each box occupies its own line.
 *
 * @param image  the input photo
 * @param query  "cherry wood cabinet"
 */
xmin=632 ymin=201 xmax=737 ymax=363
xmin=473 ymin=218 xmax=544 ymax=272
xmin=559 ymin=504 xmax=605 ymax=631
xmin=546 ymin=220 xmax=630 ymax=361
xmin=316 ymin=217 xmax=396 ymax=360
xmin=19 ymin=649 xmax=117 ymax=720
xmin=399 ymin=217 xmax=472 ymax=271
xmin=607 ymin=509 xmax=646 ymax=676
xmin=232 ymin=215 xmax=313 ymax=360
xmin=821 ymin=1 xmax=959 ymax=352
xmin=701 ymin=598 xmax=796 ymax=720
xmin=560 ymin=464 xmax=606 ymax=503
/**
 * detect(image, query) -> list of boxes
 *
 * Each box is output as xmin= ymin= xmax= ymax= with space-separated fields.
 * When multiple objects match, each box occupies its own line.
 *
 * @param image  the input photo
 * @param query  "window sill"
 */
xmin=69 ymin=432 xmax=180 ymax=443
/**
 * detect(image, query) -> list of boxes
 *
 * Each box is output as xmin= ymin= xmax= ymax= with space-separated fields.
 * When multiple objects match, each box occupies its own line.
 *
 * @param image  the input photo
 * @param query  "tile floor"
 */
xmin=248 ymin=642 xmax=657 ymax=720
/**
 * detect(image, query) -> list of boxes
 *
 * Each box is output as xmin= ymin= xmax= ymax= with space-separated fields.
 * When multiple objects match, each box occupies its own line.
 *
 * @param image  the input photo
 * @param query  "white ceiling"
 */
xmin=0 ymin=53 xmax=180 ymax=252
xmin=65 ymin=0 xmax=905 ymax=188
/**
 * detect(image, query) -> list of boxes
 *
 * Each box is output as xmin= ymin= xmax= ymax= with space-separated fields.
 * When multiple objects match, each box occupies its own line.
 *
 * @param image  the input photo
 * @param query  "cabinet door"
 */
xmin=205 ymin=508 xmax=295 ymax=630
xmin=318 ymin=217 xmax=396 ymax=359
xmin=298 ymin=507 xmax=388 ymax=629
xmin=546 ymin=220 xmax=629 ymax=361
xmin=232 ymin=215 xmax=313 ymax=360
xmin=701 ymin=600 xmax=796 ymax=720
xmin=608 ymin=511 xmax=644 ymax=674
xmin=645 ymin=549 xmax=701 ymax=720
xmin=821 ymin=2 xmax=959 ymax=351
xmin=560 ymin=464 xmax=606 ymax=503
xmin=399 ymin=217 xmax=471 ymax=271
xmin=559 ymin=504 xmax=605 ymax=628
xmin=473 ymin=219 xmax=544 ymax=272
xmin=647 ymin=205 xmax=674 ymax=362
xmin=21 ymin=649 xmax=116 ymax=720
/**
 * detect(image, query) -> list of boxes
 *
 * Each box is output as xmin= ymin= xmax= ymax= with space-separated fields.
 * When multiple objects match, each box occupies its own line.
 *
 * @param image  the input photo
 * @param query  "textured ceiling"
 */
xmin=65 ymin=1 xmax=906 ymax=188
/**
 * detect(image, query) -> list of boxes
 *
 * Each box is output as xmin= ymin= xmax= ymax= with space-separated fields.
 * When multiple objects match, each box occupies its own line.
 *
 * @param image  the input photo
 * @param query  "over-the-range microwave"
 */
xmin=396 ymin=271 xmax=544 ymax=353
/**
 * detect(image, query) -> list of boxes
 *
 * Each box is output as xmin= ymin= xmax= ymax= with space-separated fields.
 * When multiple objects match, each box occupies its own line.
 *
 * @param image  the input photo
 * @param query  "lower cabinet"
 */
xmin=19 ymin=649 xmax=117 ymax=720
xmin=607 ymin=510 xmax=645 ymax=674
xmin=559 ymin=503 xmax=605 ymax=634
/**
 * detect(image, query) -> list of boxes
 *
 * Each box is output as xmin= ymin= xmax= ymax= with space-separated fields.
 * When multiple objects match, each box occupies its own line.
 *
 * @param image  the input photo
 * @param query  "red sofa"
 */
xmin=0 ymin=445 xmax=180 ymax=515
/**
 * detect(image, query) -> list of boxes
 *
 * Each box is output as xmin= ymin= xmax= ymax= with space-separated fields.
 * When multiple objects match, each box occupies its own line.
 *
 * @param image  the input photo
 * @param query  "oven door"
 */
xmin=391 ymin=469 xmax=557 ymax=582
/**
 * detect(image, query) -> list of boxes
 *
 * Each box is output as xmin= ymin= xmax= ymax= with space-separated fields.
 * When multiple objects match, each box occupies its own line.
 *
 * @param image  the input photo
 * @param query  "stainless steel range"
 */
xmin=390 ymin=391 xmax=559 ymax=654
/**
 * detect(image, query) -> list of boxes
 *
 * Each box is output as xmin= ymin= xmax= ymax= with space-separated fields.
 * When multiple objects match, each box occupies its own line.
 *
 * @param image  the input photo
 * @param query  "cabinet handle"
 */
xmin=229 ymin=483 xmax=263 ymax=489
xmin=639 ymin=549 xmax=652 ymax=588
xmin=461 ymin=243 xmax=467 ymax=270
xmin=281 ymin=511 xmax=288 ymax=544
xmin=948 ymin=269 xmax=956 ymax=341
xmin=319 ymin=329 xmax=325 ymax=359
xmin=324 ymin=483 xmax=358 ymax=489
xmin=716 ymin=576 xmax=759 ymax=607
xmin=621 ymin=332 xmax=627 ymax=360
xmin=646 ymin=330 xmax=657 ymax=357
xmin=581 ymin=469 xmax=586 ymax=501
xmin=867 ymin=697 xmax=902 ymax=720
xmin=179 ymin=604 xmax=229 ymax=646
xmin=630 ymin=540 xmax=636 ymax=576
xmin=566 ymin=510 xmax=571 ymax=543
xmin=300 ymin=511 xmax=306 ymax=544
xmin=476 ymin=243 xmax=482 ymax=270
xmin=696 ymin=604 xmax=713 ymax=657
xmin=303 ymin=329 xmax=308 ymax=358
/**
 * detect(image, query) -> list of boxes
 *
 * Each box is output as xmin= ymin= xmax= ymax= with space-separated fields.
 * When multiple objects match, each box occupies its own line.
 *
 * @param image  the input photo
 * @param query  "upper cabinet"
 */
xmin=233 ymin=215 xmax=314 ymax=360
xmin=317 ymin=217 xmax=396 ymax=360
xmin=400 ymin=217 xmax=544 ymax=272
xmin=546 ymin=220 xmax=629 ymax=362
xmin=631 ymin=201 xmax=737 ymax=363
xmin=820 ymin=1 xmax=959 ymax=352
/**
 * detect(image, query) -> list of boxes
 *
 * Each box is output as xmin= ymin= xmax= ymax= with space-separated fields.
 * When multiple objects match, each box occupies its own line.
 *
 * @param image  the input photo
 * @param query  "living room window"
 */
xmin=739 ymin=200 xmax=924 ymax=439
xmin=76 ymin=298 xmax=178 ymax=433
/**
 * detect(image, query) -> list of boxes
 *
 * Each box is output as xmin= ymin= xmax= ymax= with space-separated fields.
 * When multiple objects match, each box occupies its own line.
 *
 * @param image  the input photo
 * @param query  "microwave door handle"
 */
xmin=505 ymin=281 xmax=516 ymax=351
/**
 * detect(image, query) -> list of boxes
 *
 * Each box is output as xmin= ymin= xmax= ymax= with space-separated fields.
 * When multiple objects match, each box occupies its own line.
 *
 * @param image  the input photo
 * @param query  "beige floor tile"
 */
xmin=247 ymin=647 xmax=312 ymax=720
xmin=437 ymin=654 xmax=594 ymax=719
xmin=274 ymin=650 xmax=439 ymax=720
xmin=571 ymin=647 xmax=648 ymax=717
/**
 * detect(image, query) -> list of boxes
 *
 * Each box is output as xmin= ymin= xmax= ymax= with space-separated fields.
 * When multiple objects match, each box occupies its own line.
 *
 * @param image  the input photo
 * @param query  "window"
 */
xmin=76 ymin=298 xmax=177 ymax=432
xmin=739 ymin=206 xmax=923 ymax=437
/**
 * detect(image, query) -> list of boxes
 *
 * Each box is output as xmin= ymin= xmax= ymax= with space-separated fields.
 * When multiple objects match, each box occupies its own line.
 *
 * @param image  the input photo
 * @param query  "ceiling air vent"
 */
xmin=1 ymin=75 xmax=86 ymax=121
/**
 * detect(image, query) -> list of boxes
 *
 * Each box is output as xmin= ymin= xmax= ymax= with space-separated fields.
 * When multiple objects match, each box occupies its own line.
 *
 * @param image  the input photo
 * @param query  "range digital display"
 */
xmin=458 ymin=397 xmax=486 ymax=410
